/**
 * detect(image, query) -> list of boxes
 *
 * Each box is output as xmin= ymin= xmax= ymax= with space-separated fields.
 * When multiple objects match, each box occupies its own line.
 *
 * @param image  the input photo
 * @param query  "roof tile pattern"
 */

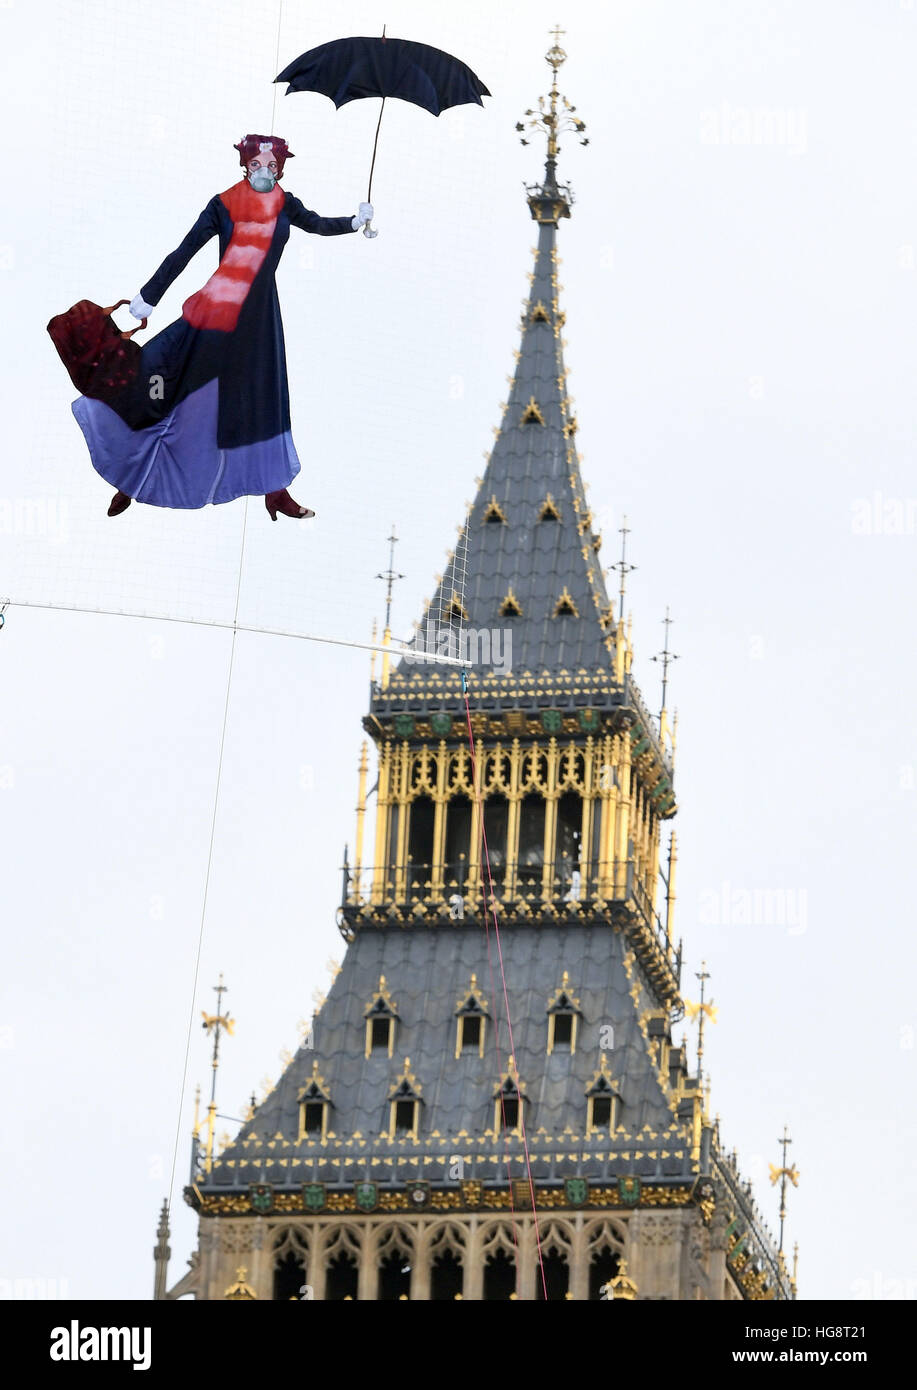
xmin=400 ymin=214 xmax=614 ymax=678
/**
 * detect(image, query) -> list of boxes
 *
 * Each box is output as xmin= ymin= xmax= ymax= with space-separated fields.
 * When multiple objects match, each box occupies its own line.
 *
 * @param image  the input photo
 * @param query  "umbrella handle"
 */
xmin=361 ymin=95 xmax=385 ymax=240
xmin=367 ymin=96 xmax=385 ymax=204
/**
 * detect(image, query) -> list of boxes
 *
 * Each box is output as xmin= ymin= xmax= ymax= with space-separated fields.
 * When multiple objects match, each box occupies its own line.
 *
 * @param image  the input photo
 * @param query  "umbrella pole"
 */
xmin=363 ymin=96 xmax=385 ymax=236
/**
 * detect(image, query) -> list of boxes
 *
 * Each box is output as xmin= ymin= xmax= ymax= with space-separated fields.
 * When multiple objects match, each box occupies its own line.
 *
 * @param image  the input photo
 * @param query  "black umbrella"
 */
xmin=275 ymin=28 xmax=490 ymax=237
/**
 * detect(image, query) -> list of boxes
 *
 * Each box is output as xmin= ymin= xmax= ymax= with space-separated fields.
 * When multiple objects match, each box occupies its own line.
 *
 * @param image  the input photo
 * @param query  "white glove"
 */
xmin=351 ymin=201 xmax=374 ymax=230
xmin=129 ymin=293 xmax=154 ymax=321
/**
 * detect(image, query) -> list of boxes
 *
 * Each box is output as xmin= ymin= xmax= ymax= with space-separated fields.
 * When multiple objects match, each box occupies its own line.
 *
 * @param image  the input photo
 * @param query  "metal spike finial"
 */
xmin=376 ymin=525 xmax=404 ymax=633
xmin=607 ymin=515 xmax=637 ymax=622
xmin=200 ymin=974 xmax=234 ymax=1173
xmin=769 ymin=1124 xmax=800 ymax=1256
xmin=684 ymin=962 xmax=717 ymax=1086
xmin=650 ymin=607 xmax=680 ymax=719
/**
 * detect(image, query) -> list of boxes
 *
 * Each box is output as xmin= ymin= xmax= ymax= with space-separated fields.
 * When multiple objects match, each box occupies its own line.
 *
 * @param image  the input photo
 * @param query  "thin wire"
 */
xmin=270 ymin=0 xmax=285 ymax=135
xmin=462 ymin=673 xmax=548 ymax=1300
xmin=473 ymin=735 xmax=524 ymax=1267
xmin=166 ymin=500 xmax=249 ymax=1220
xmin=2 ymin=598 xmax=468 ymax=667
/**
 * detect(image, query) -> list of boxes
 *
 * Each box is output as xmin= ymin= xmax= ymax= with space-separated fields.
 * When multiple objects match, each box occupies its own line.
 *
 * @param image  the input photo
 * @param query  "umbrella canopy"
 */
xmin=275 ymin=35 xmax=490 ymax=115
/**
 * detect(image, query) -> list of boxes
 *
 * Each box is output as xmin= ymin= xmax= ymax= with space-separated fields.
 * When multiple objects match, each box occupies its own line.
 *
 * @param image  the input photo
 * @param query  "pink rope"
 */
xmin=462 ymin=681 xmax=548 ymax=1301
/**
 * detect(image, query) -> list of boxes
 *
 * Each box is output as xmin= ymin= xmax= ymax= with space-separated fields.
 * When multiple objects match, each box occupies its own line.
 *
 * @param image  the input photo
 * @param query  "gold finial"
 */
xmin=769 ymin=1124 xmax=800 ymax=1257
xmin=354 ymin=740 xmax=369 ymax=878
xmin=603 ymin=1257 xmax=638 ymax=1301
xmin=516 ymin=26 xmax=588 ymax=195
xmin=369 ymin=618 xmax=378 ymax=687
xmin=201 ymin=974 xmax=233 ymax=1173
xmin=376 ymin=526 xmax=403 ymax=690
xmin=684 ymin=962 xmax=717 ymax=1085
xmin=224 ymin=1266 xmax=257 ymax=1300
xmin=664 ymin=830 xmax=678 ymax=956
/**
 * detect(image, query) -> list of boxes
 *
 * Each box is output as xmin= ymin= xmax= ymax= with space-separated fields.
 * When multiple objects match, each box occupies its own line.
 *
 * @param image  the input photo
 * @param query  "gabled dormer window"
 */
xmin=387 ymin=1059 xmax=423 ymax=1139
xmin=585 ymin=1057 xmax=621 ymax=1133
xmin=444 ymin=592 xmax=469 ymax=622
xmin=553 ymin=587 xmax=579 ymax=618
xmin=493 ymin=1062 xmax=527 ymax=1134
xmin=482 ymin=495 xmax=507 ymax=524
xmin=297 ymin=1062 xmax=332 ymax=1142
xmin=498 ymin=588 xmax=523 ymax=618
xmin=455 ymin=973 xmax=489 ymax=1059
xmin=364 ymin=975 xmax=398 ymax=1059
xmin=520 ymin=395 xmax=545 ymax=426
xmin=547 ymin=972 xmax=582 ymax=1054
xmin=537 ymin=494 xmax=561 ymax=522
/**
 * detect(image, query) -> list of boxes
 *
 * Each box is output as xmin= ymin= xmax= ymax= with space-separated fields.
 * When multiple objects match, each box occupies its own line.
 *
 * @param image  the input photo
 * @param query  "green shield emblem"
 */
xmin=617 ymin=1175 xmax=641 ymax=1206
xmin=355 ymin=1181 xmax=378 ymax=1212
xmin=541 ymin=709 xmax=562 ymax=734
xmin=303 ymin=1182 xmax=326 ymax=1213
xmin=578 ymin=708 xmax=599 ymax=732
xmin=565 ymin=1177 xmax=589 ymax=1207
xmin=431 ymin=713 xmax=452 ymax=737
xmin=249 ymin=1183 xmax=273 ymax=1214
xmin=394 ymin=714 xmax=415 ymax=738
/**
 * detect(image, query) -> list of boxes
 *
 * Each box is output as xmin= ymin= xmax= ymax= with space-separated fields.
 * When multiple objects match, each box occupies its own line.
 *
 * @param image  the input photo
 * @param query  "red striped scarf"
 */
xmin=182 ymin=179 xmax=285 ymax=333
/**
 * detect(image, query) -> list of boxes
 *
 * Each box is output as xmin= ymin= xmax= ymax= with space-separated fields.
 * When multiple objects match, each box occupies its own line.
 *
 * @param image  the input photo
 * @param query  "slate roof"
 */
xmin=206 ymin=923 xmax=693 ymax=1190
xmin=395 ymin=178 xmax=614 ymax=679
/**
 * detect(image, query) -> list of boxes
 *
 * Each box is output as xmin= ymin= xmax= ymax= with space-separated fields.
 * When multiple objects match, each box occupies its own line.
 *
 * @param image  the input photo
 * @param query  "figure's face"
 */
xmin=246 ymin=149 xmax=279 ymax=192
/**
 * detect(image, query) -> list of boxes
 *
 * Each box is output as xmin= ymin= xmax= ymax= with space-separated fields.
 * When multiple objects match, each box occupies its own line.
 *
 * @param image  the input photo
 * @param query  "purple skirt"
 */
xmin=73 ymin=377 xmax=300 ymax=509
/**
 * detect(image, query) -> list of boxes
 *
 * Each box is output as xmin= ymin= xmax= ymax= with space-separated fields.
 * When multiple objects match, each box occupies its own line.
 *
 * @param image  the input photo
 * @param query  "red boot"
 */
xmin=265 ymin=489 xmax=315 ymax=521
xmin=108 ymin=490 xmax=132 ymax=516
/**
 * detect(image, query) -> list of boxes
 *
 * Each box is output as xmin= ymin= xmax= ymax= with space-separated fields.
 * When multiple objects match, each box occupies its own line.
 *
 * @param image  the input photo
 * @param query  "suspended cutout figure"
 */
xmin=48 ymin=135 xmax=373 ymax=518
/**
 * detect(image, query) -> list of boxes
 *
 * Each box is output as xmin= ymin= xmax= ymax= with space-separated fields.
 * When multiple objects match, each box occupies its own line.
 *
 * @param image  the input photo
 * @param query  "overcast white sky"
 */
xmin=2 ymin=0 xmax=916 ymax=1302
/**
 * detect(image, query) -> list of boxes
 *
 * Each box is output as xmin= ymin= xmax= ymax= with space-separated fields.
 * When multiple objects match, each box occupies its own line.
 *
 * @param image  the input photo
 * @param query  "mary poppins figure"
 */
xmin=72 ymin=134 xmax=372 ymax=519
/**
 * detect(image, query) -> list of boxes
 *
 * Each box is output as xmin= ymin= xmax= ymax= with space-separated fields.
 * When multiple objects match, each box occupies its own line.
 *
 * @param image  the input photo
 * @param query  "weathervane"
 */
xmin=516 ymin=24 xmax=588 ymax=188
xmin=650 ymin=606 xmax=680 ymax=718
xmin=201 ymin=973 xmax=234 ymax=1172
xmin=684 ymin=961 xmax=717 ymax=1084
xmin=769 ymin=1124 xmax=800 ymax=1255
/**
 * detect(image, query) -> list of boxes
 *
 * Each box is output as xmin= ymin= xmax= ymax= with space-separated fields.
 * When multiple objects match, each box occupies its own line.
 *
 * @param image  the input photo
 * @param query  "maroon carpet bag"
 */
xmin=47 ymin=298 xmax=147 ymax=404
